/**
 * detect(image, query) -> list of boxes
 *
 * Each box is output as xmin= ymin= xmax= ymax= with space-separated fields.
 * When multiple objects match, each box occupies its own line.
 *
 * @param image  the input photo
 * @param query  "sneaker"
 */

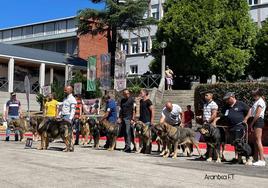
xmin=123 ymin=147 xmax=131 ymax=153
xmin=253 ymin=160 xmax=266 ymax=167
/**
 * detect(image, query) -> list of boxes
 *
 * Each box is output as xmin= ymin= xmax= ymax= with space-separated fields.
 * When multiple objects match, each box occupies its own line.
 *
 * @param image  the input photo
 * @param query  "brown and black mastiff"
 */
xmin=154 ymin=122 xmax=202 ymax=158
xmin=80 ymin=116 xmax=91 ymax=145
xmin=133 ymin=121 xmax=153 ymax=154
xmin=37 ymin=117 xmax=74 ymax=152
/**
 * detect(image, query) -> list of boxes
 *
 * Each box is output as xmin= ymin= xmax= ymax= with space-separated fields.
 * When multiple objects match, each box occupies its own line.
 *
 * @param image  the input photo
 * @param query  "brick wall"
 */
xmin=78 ymin=33 xmax=108 ymax=78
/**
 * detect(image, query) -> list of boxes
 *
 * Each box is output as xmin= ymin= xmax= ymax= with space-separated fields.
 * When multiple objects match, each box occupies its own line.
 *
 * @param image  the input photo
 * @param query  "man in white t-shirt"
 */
xmin=59 ymin=86 xmax=77 ymax=122
xmin=160 ymin=102 xmax=184 ymax=126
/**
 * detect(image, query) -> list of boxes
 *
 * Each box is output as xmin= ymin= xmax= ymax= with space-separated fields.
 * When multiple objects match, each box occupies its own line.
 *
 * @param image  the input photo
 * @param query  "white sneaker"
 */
xmin=252 ymin=160 xmax=266 ymax=166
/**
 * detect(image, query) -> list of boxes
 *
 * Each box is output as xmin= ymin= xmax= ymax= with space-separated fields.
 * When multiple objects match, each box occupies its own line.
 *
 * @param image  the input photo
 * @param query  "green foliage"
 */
xmin=71 ymin=71 xmax=102 ymax=99
xmin=152 ymin=0 xmax=257 ymax=82
xmin=128 ymin=83 xmax=142 ymax=96
xmin=248 ymin=19 xmax=268 ymax=78
xmin=51 ymin=81 xmax=65 ymax=102
xmin=194 ymin=83 xmax=268 ymax=117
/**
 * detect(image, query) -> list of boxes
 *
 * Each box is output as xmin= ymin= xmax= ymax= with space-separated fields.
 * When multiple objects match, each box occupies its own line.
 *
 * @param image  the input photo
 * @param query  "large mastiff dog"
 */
xmin=7 ymin=116 xmax=43 ymax=141
xmin=155 ymin=122 xmax=202 ymax=158
xmin=199 ymin=124 xmax=225 ymax=163
xmin=37 ymin=117 xmax=74 ymax=152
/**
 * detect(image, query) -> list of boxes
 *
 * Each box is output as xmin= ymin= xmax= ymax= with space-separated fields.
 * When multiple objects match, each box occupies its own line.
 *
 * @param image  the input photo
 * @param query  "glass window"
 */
xmin=141 ymin=40 xmax=148 ymax=53
xmin=132 ymin=43 xmax=138 ymax=54
xmin=12 ymin=28 xmax=22 ymax=40
xmin=23 ymin=26 xmax=33 ymax=38
xmin=44 ymin=23 xmax=55 ymax=35
xmin=56 ymin=40 xmax=67 ymax=53
xmin=67 ymin=19 xmax=77 ymax=32
xmin=248 ymin=0 xmax=258 ymax=5
xmin=33 ymin=24 xmax=44 ymax=36
xmin=130 ymin=65 xmax=138 ymax=74
xmin=2 ymin=30 xmax=11 ymax=41
xmin=122 ymin=43 xmax=129 ymax=54
xmin=56 ymin=21 xmax=67 ymax=33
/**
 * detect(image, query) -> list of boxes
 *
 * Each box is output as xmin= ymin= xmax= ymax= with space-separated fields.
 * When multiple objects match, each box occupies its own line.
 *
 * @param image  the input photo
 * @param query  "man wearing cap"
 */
xmin=221 ymin=92 xmax=250 ymax=162
xmin=5 ymin=92 xmax=22 ymax=141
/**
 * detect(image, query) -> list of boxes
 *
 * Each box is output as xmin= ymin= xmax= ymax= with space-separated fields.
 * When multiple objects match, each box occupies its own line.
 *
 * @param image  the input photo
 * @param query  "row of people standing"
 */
xmin=198 ymin=90 xmax=266 ymax=167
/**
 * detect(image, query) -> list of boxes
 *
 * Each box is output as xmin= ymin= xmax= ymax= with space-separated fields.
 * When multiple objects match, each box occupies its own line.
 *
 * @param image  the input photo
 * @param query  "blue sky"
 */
xmin=0 ymin=0 xmax=104 ymax=29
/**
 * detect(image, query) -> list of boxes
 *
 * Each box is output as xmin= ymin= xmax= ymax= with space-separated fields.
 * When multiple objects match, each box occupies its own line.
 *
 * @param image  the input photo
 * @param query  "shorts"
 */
xmin=166 ymin=77 xmax=173 ymax=85
xmin=253 ymin=118 xmax=264 ymax=129
xmin=230 ymin=129 xmax=244 ymax=145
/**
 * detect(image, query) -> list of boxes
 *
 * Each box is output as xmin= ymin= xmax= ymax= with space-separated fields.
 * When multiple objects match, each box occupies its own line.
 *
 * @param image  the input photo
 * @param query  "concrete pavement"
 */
xmin=0 ymin=138 xmax=267 ymax=188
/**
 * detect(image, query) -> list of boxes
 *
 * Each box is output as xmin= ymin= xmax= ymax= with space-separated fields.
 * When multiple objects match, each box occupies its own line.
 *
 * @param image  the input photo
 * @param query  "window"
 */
xmin=2 ymin=30 xmax=11 ymax=41
xmin=132 ymin=43 xmax=138 ymax=54
xmin=23 ymin=26 xmax=33 ymax=38
xmin=141 ymin=40 xmax=148 ymax=53
xmin=248 ymin=0 xmax=258 ymax=5
xmin=152 ymin=12 xmax=159 ymax=20
xmin=130 ymin=65 xmax=138 ymax=74
xmin=12 ymin=28 xmax=22 ymax=40
xmin=122 ymin=43 xmax=129 ymax=54
xmin=33 ymin=25 xmax=44 ymax=36
xmin=56 ymin=21 xmax=67 ymax=33
xmin=44 ymin=23 xmax=55 ymax=35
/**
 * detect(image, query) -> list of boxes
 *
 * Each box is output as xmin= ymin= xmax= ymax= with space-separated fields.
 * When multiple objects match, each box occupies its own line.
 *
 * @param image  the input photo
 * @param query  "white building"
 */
xmin=249 ymin=0 xmax=268 ymax=26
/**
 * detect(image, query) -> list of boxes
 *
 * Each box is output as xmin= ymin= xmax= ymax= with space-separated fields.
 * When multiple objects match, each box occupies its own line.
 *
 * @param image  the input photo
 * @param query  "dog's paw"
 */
xmin=206 ymin=157 xmax=213 ymax=162
xmin=160 ymin=151 xmax=165 ymax=156
xmin=172 ymin=155 xmax=177 ymax=159
xmin=216 ymin=158 xmax=221 ymax=163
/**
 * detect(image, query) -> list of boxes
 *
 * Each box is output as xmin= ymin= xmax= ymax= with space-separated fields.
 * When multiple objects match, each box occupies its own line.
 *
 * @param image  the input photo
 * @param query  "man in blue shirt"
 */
xmin=5 ymin=92 xmax=22 ymax=141
xmin=100 ymin=94 xmax=117 ymax=148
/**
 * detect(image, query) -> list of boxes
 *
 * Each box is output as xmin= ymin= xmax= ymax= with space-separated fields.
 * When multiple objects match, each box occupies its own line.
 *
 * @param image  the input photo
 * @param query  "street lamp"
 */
xmin=160 ymin=41 xmax=167 ymax=79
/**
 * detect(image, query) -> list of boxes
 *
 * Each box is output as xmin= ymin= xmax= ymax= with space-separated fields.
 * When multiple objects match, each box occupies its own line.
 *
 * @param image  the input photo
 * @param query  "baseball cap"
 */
xmin=223 ymin=92 xmax=235 ymax=100
xmin=10 ymin=92 xmax=16 ymax=96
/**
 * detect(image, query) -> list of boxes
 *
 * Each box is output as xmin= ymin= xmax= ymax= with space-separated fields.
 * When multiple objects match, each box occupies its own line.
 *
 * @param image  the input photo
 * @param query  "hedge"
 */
xmin=194 ymin=83 xmax=268 ymax=120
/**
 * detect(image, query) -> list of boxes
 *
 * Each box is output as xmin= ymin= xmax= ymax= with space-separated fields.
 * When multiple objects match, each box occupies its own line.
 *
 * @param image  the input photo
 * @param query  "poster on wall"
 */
xmin=74 ymin=82 xmax=82 ymax=95
xmin=100 ymin=53 xmax=111 ymax=90
xmin=114 ymin=51 xmax=126 ymax=91
xmin=42 ymin=85 xmax=51 ymax=97
xmin=87 ymin=56 xmax=97 ymax=91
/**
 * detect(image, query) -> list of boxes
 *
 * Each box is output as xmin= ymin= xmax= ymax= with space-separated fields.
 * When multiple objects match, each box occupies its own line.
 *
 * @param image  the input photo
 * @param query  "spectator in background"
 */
xmin=245 ymin=89 xmax=266 ymax=166
xmin=5 ymin=92 xmax=22 ymax=141
xmin=165 ymin=66 xmax=174 ymax=90
xmin=184 ymin=105 xmax=194 ymax=128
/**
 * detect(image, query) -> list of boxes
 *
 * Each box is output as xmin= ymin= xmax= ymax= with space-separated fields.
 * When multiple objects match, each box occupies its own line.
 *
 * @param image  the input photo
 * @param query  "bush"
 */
xmin=194 ymin=83 xmax=268 ymax=119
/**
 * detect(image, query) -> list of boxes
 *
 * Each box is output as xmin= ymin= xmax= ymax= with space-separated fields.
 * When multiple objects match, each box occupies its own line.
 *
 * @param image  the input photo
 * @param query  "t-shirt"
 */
xmin=139 ymin=99 xmax=153 ymax=123
xmin=74 ymin=98 xmax=83 ymax=119
xmin=120 ymin=97 xmax=135 ymax=119
xmin=61 ymin=94 xmax=77 ymax=116
xmin=184 ymin=110 xmax=194 ymax=124
xmin=106 ymin=99 xmax=117 ymax=123
xmin=45 ymin=99 xmax=58 ymax=117
xmin=162 ymin=104 xmax=182 ymax=125
xmin=203 ymin=100 xmax=218 ymax=122
xmin=6 ymin=99 xmax=21 ymax=116
xmin=221 ymin=101 xmax=249 ymax=131
xmin=251 ymin=97 xmax=266 ymax=119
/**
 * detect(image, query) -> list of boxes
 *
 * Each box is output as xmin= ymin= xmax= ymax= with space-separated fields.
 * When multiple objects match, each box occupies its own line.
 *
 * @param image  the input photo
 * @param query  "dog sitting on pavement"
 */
xmin=79 ymin=116 xmax=90 ymax=145
xmin=233 ymin=139 xmax=253 ymax=165
xmin=154 ymin=122 xmax=202 ymax=158
xmin=199 ymin=123 xmax=226 ymax=163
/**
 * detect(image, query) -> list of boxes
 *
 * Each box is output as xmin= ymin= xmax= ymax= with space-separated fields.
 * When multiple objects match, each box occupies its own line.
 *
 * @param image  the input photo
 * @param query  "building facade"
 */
xmin=249 ymin=0 xmax=268 ymax=26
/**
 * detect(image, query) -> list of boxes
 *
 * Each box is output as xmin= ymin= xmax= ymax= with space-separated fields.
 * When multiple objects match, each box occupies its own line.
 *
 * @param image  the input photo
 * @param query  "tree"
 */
xmin=151 ymin=0 xmax=257 ymax=82
xmin=248 ymin=19 xmax=268 ymax=78
xmin=77 ymin=0 xmax=154 ymax=77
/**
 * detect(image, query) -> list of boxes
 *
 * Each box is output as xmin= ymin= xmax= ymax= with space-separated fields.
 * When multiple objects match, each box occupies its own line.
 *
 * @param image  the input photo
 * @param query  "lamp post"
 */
xmin=160 ymin=41 xmax=167 ymax=79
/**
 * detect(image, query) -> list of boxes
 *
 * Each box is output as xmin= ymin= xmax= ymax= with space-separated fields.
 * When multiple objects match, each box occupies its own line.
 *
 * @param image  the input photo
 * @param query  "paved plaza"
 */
xmin=0 ymin=138 xmax=267 ymax=188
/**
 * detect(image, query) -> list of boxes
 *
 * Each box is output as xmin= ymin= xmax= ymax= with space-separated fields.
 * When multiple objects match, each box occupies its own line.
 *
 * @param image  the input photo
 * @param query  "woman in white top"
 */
xmin=246 ymin=89 xmax=266 ymax=166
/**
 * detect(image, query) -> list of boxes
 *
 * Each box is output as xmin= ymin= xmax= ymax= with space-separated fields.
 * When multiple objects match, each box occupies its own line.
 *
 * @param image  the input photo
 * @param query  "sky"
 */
xmin=0 ymin=0 xmax=104 ymax=29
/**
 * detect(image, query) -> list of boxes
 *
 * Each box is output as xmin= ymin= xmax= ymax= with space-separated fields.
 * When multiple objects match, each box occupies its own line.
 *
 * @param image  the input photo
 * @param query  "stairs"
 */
xmin=154 ymin=90 xmax=194 ymax=122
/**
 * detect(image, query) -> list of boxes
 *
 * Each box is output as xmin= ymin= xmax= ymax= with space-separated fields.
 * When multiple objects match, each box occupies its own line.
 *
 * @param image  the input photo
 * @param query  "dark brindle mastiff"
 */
xmin=98 ymin=119 xmax=138 ymax=151
xmin=155 ymin=122 xmax=202 ymax=158
xmin=199 ymin=124 xmax=225 ymax=163
xmin=37 ymin=117 xmax=74 ymax=152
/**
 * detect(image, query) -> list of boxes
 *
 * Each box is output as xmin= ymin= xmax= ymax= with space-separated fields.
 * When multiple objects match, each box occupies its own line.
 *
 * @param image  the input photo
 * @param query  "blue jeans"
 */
xmin=6 ymin=116 xmax=20 ymax=139
xmin=123 ymin=118 xmax=132 ymax=149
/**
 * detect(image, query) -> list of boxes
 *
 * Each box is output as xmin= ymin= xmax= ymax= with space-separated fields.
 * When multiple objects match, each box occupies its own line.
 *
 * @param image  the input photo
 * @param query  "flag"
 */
xmin=87 ymin=56 xmax=97 ymax=91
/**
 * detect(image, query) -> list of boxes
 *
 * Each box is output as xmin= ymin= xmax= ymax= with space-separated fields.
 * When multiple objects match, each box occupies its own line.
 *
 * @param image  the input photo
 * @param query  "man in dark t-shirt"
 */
xmin=118 ymin=89 xmax=136 ymax=153
xmin=139 ymin=89 xmax=154 ymax=125
xmin=221 ymin=92 xmax=250 ymax=162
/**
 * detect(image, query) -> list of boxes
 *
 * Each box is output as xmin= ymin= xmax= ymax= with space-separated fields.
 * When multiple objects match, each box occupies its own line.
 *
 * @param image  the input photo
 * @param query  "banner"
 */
xmin=74 ymin=82 xmax=82 ymax=95
xmin=42 ymin=86 xmax=51 ymax=97
xmin=114 ymin=51 xmax=126 ymax=91
xmin=87 ymin=56 xmax=97 ymax=91
xmin=100 ymin=53 xmax=111 ymax=90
